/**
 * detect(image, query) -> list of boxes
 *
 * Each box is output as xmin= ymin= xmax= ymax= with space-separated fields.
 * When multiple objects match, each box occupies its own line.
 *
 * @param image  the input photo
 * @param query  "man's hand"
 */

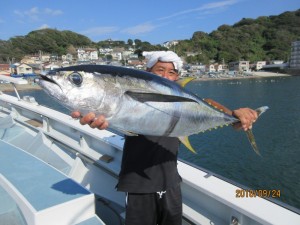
xmin=232 ymin=108 xmax=258 ymax=131
xmin=71 ymin=111 xmax=109 ymax=130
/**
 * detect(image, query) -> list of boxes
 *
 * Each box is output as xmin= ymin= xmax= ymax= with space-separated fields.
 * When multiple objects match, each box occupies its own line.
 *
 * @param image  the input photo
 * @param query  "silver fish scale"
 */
xmin=94 ymin=74 xmax=238 ymax=137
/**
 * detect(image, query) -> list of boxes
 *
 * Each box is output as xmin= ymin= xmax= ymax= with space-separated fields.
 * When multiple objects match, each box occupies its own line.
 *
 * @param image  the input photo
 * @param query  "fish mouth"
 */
xmin=36 ymin=72 xmax=62 ymax=90
xmin=39 ymin=74 xmax=57 ymax=84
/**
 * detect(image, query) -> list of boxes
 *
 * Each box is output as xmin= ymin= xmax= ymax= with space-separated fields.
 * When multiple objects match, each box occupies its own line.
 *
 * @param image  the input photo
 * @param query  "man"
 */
xmin=72 ymin=51 xmax=257 ymax=225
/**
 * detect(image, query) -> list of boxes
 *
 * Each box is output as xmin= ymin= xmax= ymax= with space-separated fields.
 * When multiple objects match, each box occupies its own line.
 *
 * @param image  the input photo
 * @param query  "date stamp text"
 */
xmin=235 ymin=189 xmax=281 ymax=198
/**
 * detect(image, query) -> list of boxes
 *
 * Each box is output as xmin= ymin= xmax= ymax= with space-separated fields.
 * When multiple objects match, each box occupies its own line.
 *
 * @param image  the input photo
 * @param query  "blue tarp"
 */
xmin=23 ymin=73 xmax=38 ymax=78
xmin=10 ymin=74 xmax=23 ymax=78
xmin=10 ymin=73 xmax=38 ymax=78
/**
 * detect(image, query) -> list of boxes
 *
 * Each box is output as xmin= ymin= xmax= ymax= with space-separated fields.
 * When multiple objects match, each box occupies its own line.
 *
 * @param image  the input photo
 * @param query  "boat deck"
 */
xmin=0 ymin=140 xmax=104 ymax=225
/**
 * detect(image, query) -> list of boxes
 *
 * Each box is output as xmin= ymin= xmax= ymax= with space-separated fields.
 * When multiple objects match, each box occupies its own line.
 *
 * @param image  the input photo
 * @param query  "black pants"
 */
xmin=125 ymin=185 xmax=182 ymax=225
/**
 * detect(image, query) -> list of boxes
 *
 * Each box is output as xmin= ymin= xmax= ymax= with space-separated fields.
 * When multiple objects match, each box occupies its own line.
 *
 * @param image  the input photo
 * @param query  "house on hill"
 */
xmin=13 ymin=63 xmax=33 ymax=75
xmin=77 ymin=48 xmax=98 ymax=62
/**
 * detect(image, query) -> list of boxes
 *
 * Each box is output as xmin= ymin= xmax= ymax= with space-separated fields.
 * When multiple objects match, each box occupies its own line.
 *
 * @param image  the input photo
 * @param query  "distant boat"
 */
xmin=0 ymin=74 xmax=299 ymax=225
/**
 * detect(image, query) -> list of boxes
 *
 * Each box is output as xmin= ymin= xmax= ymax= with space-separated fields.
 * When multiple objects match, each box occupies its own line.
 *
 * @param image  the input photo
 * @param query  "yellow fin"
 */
xmin=176 ymin=77 xmax=196 ymax=88
xmin=178 ymin=136 xmax=197 ymax=154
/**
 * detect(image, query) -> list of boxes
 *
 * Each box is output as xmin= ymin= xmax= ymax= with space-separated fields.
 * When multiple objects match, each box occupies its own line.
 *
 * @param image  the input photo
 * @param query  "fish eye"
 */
xmin=68 ymin=72 xmax=83 ymax=86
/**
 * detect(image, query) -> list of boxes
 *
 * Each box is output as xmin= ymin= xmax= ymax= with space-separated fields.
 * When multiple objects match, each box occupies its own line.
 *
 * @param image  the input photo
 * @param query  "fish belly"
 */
xmin=108 ymin=98 xmax=238 ymax=137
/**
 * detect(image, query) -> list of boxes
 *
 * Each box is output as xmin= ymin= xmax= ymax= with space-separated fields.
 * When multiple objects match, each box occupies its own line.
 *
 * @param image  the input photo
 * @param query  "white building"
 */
xmin=270 ymin=60 xmax=284 ymax=64
xmin=290 ymin=41 xmax=300 ymax=69
xmin=229 ymin=61 xmax=250 ymax=71
xmin=206 ymin=64 xmax=227 ymax=73
xmin=111 ymin=52 xmax=122 ymax=61
xmin=61 ymin=53 xmax=73 ymax=62
xmin=255 ymin=61 xmax=267 ymax=70
xmin=44 ymin=64 xmax=60 ymax=71
xmin=122 ymin=50 xmax=135 ymax=60
xmin=15 ymin=63 xmax=33 ymax=74
xmin=162 ymin=40 xmax=179 ymax=49
xmin=208 ymin=64 xmax=216 ymax=72
xmin=99 ymin=48 xmax=113 ymax=54
xmin=217 ymin=64 xmax=228 ymax=72
xmin=77 ymin=48 xmax=98 ymax=61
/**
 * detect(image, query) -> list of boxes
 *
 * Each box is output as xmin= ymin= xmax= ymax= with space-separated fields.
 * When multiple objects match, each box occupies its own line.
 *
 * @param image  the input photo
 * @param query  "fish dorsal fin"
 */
xmin=178 ymin=136 xmax=197 ymax=154
xmin=203 ymin=98 xmax=232 ymax=115
xmin=176 ymin=77 xmax=196 ymax=87
xmin=125 ymin=91 xmax=197 ymax=103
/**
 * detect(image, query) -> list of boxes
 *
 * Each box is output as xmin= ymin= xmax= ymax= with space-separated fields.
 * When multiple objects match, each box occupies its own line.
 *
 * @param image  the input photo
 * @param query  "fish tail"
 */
xmin=255 ymin=106 xmax=269 ymax=117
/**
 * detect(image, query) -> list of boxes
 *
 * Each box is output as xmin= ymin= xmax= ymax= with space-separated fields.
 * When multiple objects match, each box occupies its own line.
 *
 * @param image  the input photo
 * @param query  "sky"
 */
xmin=1 ymin=0 xmax=299 ymax=44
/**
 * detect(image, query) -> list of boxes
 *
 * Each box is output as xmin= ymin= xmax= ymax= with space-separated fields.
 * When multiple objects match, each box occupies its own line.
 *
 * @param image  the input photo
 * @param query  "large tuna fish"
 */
xmin=38 ymin=65 xmax=268 ymax=155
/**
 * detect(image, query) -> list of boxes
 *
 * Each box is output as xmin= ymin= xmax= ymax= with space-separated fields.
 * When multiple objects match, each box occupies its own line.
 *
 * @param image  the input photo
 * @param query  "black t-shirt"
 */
xmin=116 ymin=135 xmax=182 ymax=193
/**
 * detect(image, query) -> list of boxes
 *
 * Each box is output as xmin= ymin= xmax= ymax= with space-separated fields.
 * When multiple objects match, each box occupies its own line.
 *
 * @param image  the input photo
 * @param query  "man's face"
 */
xmin=148 ymin=61 xmax=179 ymax=81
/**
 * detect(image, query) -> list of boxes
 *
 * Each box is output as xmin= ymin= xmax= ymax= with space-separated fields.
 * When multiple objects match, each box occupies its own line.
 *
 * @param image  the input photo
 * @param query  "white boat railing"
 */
xmin=0 ymin=74 xmax=28 ymax=100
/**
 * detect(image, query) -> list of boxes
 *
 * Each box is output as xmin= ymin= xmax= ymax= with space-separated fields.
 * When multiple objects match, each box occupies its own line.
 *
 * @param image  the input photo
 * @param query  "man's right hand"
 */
xmin=71 ymin=111 xmax=109 ymax=130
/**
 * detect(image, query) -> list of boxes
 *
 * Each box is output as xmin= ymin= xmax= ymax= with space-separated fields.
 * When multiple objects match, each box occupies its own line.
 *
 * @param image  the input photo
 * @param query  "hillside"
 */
xmin=177 ymin=9 xmax=300 ymax=64
xmin=0 ymin=9 xmax=299 ymax=63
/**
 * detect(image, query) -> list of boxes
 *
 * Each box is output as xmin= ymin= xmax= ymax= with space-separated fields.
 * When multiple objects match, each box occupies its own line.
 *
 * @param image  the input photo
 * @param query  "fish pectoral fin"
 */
xmin=178 ymin=136 xmax=197 ymax=154
xmin=125 ymin=91 xmax=197 ymax=103
xmin=176 ymin=77 xmax=196 ymax=87
xmin=245 ymin=129 xmax=262 ymax=157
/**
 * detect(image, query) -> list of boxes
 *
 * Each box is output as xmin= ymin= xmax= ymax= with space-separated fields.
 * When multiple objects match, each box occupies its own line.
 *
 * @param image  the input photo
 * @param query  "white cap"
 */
xmin=142 ymin=51 xmax=183 ymax=73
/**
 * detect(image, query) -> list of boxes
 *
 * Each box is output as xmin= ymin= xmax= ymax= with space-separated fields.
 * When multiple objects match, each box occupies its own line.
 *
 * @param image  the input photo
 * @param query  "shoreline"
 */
xmin=0 ymin=72 xmax=293 ymax=92
xmin=0 ymin=83 xmax=42 ymax=92
xmin=193 ymin=71 xmax=291 ymax=82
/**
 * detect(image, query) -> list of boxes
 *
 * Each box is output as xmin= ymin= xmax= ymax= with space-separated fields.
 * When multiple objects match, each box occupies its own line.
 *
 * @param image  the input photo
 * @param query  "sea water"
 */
xmin=6 ymin=75 xmax=300 ymax=210
xmin=180 ymin=76 xmax=300 ymax=210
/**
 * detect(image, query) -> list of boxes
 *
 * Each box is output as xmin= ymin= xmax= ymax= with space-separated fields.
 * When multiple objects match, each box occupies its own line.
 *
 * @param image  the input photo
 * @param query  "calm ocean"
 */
xmin=7 ymin=75 xmax=300 ymax=210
